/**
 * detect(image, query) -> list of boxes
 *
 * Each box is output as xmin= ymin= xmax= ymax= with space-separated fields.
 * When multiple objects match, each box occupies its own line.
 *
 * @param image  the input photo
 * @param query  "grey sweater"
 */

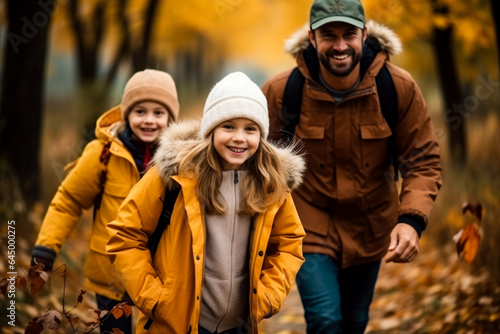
xmin=199 ymin=170 xmax=251 ymax=332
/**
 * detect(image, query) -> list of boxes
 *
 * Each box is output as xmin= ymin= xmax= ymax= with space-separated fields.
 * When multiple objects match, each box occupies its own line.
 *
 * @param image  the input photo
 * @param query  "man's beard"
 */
xmin=318 ymin=48 xmax=362 ymax=77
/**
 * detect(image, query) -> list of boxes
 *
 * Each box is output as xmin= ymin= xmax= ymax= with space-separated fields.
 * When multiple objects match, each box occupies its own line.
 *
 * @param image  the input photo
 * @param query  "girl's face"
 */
xmin=128 ymin=101 xmax=169 ymax=143
xmin=213 ymin=118 xmax=261 ymax=170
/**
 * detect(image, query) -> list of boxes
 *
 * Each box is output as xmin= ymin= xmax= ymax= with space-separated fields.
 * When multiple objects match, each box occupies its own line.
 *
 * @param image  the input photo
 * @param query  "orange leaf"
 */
xmin=454 ymin=223 xmax=481 ymax=265
xmin=112 ymin=329 xmax=126 ymax=334
xmin=462 ymin=201 xmax=484 ymax=223
xmin=110 ymin=305 xmax=124 ymax=319
xmin=117 ymin=302 xmax=132 ymax=318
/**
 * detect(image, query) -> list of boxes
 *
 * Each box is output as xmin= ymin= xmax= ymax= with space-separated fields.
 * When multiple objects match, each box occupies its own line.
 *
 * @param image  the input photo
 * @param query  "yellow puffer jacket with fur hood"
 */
xmin=106 ymin=120 xmax=307 ymax=333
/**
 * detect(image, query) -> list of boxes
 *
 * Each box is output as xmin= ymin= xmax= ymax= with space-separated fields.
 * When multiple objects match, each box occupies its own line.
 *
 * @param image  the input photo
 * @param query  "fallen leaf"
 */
xmin=478 ymin=296 xmax=493 ymax=305
xmin=462 ymin=201 xmax=484 ymax=223
xmin=25 ymin=317 xmax=43 ymax=334
xmin=118 ymin=302 xmax=132 ymax=318
xmin=77 ymin=289 xmax=86 ymax=303
xmin=28 ymin=263 xmax=46 ymax=279
xmin=110 ymin=305 xmax=124 ymax=319
xmin=454 ymin=223 xmax=481 ymax=265
xmin=109 ymin=302 xmax=133 ymax=320
xmin=17 ymin=276 xmax=27 ymax=288
xmin=30 ymin=270 xmax=50 ymax=296
xmin=0 ymin=278 xmax=7 ymax=296
xmin=84 ymin=320 xmax=101 ymax=327
xmin=71 ymin=316 xmax=80 ymax=327
xmin=41 ymin=309 xmax=62 ymax=330
xmin=94 ymin=308 xmax=108 ymax=319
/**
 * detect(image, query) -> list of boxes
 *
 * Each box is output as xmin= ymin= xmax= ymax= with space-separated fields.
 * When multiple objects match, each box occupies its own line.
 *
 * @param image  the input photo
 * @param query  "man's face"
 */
xmin=309 ymin=21 xmax=367 ymax=77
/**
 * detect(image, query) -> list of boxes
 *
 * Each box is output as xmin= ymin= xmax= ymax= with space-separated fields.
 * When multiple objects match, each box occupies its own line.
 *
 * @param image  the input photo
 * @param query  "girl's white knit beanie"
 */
xmin=120 ymin=69 xmax=180 ymax=121
xmin=200 ymin=72 xmax=269 ymax=138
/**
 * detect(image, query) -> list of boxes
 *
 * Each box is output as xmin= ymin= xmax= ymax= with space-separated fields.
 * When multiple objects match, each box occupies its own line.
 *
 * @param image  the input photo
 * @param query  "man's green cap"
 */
xmin=310 ymin=0 xmax=365 ymax=30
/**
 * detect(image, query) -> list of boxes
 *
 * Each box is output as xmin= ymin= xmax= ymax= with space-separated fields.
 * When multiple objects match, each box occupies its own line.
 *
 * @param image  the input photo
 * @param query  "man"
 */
xmin=261 ymin=0 xmax=442 ymax=333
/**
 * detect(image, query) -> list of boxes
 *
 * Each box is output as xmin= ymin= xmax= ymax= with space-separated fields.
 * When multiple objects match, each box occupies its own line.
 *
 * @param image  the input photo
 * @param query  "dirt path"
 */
xmin=260 ymin=244 xmax=500 ymax=334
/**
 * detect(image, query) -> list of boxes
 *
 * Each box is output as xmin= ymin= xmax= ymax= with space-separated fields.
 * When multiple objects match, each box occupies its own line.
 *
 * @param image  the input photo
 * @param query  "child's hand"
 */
xmin=30 ymin=255 xmax=54 ymax=272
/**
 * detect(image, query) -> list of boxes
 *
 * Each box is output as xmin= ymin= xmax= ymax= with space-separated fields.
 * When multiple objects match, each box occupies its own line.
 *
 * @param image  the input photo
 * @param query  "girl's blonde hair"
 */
xmin=177 ymin=132 xmax=289 ymax=215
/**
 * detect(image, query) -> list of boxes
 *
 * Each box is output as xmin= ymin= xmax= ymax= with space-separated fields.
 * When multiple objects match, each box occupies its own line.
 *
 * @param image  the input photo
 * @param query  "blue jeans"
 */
xmin=296 ymin=254 xmax=381 ymax=334
xmin=96 ymin=294 xmax=132 ymax=334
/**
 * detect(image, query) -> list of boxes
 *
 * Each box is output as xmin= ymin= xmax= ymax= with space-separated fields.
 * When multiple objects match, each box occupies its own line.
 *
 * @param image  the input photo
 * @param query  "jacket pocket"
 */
xmin=360 ymin=122 xmax=392 ymax=169
xmin=103 ymin=181 xmax=131 ymax=199
xmin=85 ymin=236 xmax=123 ymax=294
xmin=295 ymin=125 xmax=326 ymax=171
xmin=255 ymin=281 xmax=279 ymax=322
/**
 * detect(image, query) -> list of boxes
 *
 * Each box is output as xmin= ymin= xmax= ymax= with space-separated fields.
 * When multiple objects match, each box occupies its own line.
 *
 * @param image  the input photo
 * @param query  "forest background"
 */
xmin=0 ymin=0 xmax=499 ymax=333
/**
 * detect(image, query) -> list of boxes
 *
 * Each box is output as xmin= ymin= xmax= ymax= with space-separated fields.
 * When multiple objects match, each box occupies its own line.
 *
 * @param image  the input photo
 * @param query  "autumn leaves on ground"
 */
xmin=0 ymin=197 xmax=499 ymax=333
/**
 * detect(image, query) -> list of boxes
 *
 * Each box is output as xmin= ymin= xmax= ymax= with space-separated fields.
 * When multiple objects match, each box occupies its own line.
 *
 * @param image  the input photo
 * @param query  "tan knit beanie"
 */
xmin=201 ymin=72 xmax=269 ymax=138
xmin=120 ymin=69 xmax=180 ymax=121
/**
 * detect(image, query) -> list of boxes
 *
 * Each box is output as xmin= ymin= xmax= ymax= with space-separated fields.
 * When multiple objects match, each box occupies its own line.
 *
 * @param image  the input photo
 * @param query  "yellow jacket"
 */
xmin=34 ymin=106 xmax=139 ymax=300
xmin=106 ymin=120 xmax=306 ymax=333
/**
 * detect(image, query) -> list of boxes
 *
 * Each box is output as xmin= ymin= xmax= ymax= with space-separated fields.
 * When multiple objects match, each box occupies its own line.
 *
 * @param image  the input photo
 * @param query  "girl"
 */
xmin=106 ymin=72 xmax=306 ymax=333
xmin=31 ymin=69 xmax=180 ymax=333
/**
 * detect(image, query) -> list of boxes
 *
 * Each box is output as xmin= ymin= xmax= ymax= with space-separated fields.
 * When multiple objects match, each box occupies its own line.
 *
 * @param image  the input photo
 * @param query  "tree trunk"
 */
xmin=106 ymin=0 xmax=131 ymax=85
xmin=491 ymin=0 xmax=500 ymax=80
xmin=0 ymin=0 xmax=56 ymax=208
xmin=68 ymin=0 xmax=108 ymax=138
xmin=132 ymin=0 xmax=160 ymax=72
xmin=430 ymin=2 xmax=467 ymax=165
xmin=68 ymin=0 xmax=105 ymax=83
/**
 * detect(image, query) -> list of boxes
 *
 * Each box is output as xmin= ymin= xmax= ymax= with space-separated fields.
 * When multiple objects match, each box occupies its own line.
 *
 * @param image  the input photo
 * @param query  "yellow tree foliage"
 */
xmin=363 ymin=0 xmax=496 ymax=82
xmin=48 ymin=0 xmax=311 ymax=74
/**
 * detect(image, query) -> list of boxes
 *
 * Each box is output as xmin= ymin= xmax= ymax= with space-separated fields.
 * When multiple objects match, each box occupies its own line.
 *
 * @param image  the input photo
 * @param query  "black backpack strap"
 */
xmin=282 ymin=63 xmax=399 ymax=180
xmin=143 ymin=185 xmax=180 ymax=330
xmin=375 ymin=65 xmax=399 ymax=181
xmin=282 ymin=67 xmax=305 ymax=143
xmin=147 ymin=186 xmax=181 ymax=258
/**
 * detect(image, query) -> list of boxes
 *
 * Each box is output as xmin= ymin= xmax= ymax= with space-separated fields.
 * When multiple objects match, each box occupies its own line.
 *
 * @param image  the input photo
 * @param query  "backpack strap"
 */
xmin=143 ymin=186 xmax=180 ymax=330
xmin=282 ymin=67 xmax=305 ymax=143
xmin=376 ymin=65 xmax=399 ymax=181
xmin=147 ymin=186 xmax=181 ymax=258
xmin=94 ymin=141 xmax=112 ymax=210
xmin=281 ymin=65 xmax=399 ymax=180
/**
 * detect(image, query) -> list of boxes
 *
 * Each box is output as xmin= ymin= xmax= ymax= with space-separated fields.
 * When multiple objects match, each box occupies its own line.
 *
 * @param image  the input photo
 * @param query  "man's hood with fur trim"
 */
xmin=153 ymin=120 xmax=306 ymax=190
xmin=284 ymin=21 xmax=402 ymax=59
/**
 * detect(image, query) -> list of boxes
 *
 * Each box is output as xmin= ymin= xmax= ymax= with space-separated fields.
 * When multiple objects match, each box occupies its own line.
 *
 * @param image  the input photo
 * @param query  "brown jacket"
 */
xmin=262 ymin=22 xmax=442 ymax=268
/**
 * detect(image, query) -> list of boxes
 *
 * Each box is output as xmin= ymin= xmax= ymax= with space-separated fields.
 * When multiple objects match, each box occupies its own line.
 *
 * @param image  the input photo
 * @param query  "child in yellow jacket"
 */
xmin=106 ymin=72 xmax=306 ymax=333
xmin=31 ymin=69 xmax=180 ymax=333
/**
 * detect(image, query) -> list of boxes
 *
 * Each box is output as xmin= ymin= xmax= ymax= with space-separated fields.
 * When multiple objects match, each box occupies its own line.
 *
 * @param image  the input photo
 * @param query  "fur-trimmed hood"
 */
xmin=284 ymin=20 xmax=402 ymax=60
xmin=153 ymin=119 xmax=306 ymax=190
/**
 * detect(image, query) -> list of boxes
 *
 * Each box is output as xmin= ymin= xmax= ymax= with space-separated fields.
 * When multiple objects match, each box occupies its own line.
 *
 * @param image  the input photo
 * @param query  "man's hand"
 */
xmin=385 ymin=223 xmax=419 ymax=263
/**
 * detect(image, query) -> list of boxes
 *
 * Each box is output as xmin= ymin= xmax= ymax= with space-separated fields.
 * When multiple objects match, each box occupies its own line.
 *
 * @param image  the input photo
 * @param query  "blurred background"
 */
xmin=0 ymin=0 xmax=499 ymax=332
